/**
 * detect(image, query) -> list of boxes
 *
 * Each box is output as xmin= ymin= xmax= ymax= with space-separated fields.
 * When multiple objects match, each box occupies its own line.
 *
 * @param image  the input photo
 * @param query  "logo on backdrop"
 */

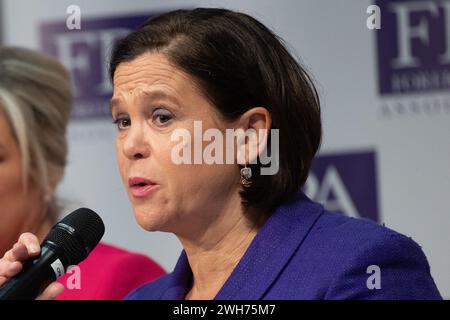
xmin=375 ymin=0 xmax=450 ymax=116
xmin=40 ymin=14 xmax=154 ymax=120
xmin=304 ymin=151 xmax=379 ymax=222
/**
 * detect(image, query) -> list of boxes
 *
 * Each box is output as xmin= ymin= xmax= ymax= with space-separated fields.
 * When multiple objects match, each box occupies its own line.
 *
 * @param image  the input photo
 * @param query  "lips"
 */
xmin=128 ymin=177 xmax=158 ymax=198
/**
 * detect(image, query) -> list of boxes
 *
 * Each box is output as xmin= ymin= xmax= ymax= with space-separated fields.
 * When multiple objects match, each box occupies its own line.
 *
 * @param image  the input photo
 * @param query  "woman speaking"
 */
xmin=0 ymin=8 xmax=442 ymax=299
xmin=0 ymin=47 xmax=164 ymax=299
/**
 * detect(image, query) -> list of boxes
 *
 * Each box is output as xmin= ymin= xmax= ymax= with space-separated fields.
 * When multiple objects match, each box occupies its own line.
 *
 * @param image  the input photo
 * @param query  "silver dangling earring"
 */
xmin=240 ymin=164 xmax=252 ymax=186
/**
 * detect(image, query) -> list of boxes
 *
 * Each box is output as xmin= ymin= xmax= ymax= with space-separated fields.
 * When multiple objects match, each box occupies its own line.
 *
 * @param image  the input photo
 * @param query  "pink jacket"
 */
xmin=56 ymin=242 xmax=165 ymax=300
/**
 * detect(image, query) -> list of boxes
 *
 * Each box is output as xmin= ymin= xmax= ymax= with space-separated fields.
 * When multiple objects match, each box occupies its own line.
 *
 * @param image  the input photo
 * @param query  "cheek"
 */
xmin=115 ymin=139 xmax=127 ymax=181
xmin=0 ymin=160 xmax=23 ymax=200
xmin=163 ymin=138 xmax=238 ymax=197
xmin=0 ymin=162 xmax=28 ymax=251
xmin=162 ymin=120 xmax=240 ymax=194
xmin=155 ymin=142 xmax=180 ymax=185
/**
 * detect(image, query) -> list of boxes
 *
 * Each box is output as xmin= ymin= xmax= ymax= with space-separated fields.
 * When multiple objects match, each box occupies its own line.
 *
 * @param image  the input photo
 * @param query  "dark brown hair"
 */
xmin=110 ymin=8 xmax=322 ymax=216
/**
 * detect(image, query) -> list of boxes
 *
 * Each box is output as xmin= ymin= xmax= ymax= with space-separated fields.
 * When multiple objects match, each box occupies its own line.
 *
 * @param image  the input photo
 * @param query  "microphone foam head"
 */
xmin=44 ymin=208 xmax=105 ymax=266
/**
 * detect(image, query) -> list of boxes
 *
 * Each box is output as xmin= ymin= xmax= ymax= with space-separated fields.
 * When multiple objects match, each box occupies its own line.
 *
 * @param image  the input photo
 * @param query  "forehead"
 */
xmin=111 ymin=53 xmax=218 ymax=119
xmin=113 ymin=53 xmax=193 ymax=95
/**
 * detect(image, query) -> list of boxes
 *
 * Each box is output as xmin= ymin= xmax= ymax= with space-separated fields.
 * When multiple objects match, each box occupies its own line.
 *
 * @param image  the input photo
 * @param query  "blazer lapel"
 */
xmin=215 ymin=192 xmax=324 ymax=300
xmin=161 ymin=251 xmax=192 ymax=300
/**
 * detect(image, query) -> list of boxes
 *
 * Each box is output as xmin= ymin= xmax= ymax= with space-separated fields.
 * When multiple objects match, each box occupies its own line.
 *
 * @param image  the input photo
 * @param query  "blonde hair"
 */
xmin=0 ymin=47 xmax=72 ymax=224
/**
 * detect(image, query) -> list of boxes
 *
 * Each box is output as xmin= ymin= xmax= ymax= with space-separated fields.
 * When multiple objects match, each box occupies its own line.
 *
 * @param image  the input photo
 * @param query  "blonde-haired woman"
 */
xmin=0 ymin=47 xmax=164 ymax=299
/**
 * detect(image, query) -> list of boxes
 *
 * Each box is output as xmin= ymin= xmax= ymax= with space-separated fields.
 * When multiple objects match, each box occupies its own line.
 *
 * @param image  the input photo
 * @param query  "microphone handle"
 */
xmin=0 ymin=246 xmax=64 ymax=300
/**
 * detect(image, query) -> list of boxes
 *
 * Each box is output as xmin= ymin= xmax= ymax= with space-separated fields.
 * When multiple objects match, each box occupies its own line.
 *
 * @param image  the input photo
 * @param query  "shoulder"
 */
xmin=284 ymin=199 xmax=429 ymax=266
xmin=299 ymin=211 xmax=442 ymax=299
xmin=57 ymin=242 xmax=166 ymax=300
xmin=309 ymin=211 xmax=409 ymax=249
xmin=90 ymin=243 xmax=165 ymax=276
xmin=309 ymin=211 xmax=426 ymax=261
xmin=125 ymin=273 xmax=174 ymax=300
xmin=90 ymin=243 xmax=163 ymax=268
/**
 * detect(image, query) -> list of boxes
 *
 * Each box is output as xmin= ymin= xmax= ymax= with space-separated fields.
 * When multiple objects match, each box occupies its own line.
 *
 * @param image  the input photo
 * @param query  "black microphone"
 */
xmin=0 ymin=208 xmax=105 ymax=300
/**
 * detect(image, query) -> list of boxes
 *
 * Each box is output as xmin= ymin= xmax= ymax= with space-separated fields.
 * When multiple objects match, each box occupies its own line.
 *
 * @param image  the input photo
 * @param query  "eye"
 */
xmin=152 ymin=108 xmax=174 ymax=126
xmin=112 ymin=115 xmax=131 ymax=130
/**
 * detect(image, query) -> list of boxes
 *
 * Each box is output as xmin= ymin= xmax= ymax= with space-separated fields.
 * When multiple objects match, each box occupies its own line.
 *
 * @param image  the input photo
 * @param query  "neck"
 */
xmin=179 ymin=193 xmax=263 ymax=300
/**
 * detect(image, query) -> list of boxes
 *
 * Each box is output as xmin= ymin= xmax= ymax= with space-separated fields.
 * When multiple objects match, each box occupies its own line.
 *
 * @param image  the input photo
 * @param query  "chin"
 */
xmin=133 ymin=206 xmax=169 ymax=232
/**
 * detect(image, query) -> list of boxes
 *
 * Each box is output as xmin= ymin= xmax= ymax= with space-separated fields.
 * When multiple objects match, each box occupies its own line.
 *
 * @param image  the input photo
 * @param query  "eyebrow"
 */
xmin=110 ymin=90 xmax=181 ymax=111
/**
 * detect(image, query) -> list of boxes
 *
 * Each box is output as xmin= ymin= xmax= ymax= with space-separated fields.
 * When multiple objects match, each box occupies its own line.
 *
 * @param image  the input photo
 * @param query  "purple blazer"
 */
xmin=126 ymin=192 xmax=442 ymax=299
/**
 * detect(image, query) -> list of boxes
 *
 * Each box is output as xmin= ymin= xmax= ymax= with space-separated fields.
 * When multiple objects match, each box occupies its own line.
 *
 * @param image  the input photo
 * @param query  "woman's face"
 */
xmin=112 ymin=53 xmax=241 ymax=236
xmin=0 ymin=111 xmax=44 ymax=255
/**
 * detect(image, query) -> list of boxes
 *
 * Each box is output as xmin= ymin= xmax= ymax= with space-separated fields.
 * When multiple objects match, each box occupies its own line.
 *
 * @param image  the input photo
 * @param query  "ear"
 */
xmin=44 ymin=167 xmax=64 ymax=203
xmin=236 ymin=107 xmax=272 ymax=165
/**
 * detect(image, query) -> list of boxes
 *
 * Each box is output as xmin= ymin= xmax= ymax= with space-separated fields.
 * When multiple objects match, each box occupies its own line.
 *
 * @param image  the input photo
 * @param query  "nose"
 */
xmin=122 ymin=123 xmax=151 ymax=160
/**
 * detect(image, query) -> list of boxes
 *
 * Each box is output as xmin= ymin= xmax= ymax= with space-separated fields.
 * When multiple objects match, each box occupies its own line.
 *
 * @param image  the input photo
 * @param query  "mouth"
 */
xmin=128 ymin=177 xmax=158 ymax=198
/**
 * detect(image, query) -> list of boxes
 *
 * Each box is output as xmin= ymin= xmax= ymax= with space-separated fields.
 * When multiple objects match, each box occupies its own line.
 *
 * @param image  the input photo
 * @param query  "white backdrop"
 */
xmin=1 ymin=0 xmax=449 ymax=297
